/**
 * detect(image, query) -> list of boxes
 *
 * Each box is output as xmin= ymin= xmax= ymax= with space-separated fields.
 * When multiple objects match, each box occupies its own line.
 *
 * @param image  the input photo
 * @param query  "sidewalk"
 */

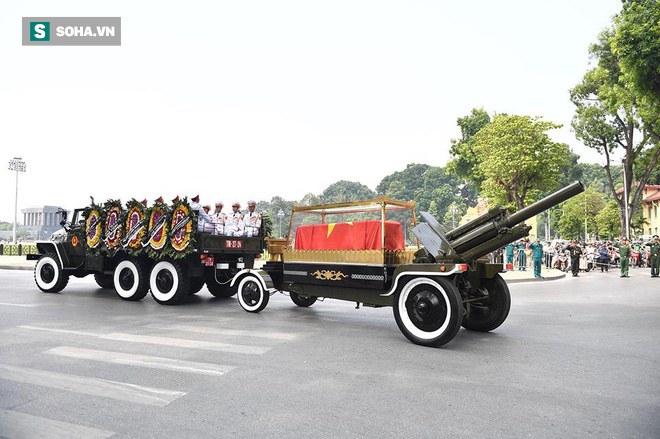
xmin=0 ymin=255 xmax=35 ymax=271
xmin=501 ymin=267 xmax=565 ymax=283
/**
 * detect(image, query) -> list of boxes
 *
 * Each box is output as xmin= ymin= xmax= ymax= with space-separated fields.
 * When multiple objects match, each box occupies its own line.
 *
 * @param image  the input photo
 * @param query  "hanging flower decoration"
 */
xmin=83 ymin=198 xmax=104 ymax=250
xmin=167 ymin=197 xmax=197 ymax=257
xmin=146 ymin=196 xmax=170 ymax=256
xmin=122 ymin=199 xmax=148 ymax=252
xmin=103 ymin=199 xmax=124 ymax=252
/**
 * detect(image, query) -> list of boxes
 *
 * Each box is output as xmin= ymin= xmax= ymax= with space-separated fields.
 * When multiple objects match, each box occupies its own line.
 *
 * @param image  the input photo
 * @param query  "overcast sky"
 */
xmin=0 ymin=0 xmax=621 ymax=222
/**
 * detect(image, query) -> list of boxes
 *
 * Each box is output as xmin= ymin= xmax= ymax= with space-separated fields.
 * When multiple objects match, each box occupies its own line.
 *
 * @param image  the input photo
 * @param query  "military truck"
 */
xmin=236 ymin=182 xmax=585 ymax=347
xmin=29 ymin=198 xmax=265 ymax=305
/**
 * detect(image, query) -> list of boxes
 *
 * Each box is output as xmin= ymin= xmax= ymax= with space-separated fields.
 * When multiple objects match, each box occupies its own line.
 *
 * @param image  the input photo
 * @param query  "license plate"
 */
xmin=204 ymin=256 xmax=215 ymax=267
xmin=225 ymin=240 xmax=243 ymax=249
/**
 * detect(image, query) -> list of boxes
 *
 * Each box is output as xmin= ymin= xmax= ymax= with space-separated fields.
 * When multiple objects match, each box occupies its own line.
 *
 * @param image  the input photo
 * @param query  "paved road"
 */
xmin=0 ymin=269 xmax=658 ymax=438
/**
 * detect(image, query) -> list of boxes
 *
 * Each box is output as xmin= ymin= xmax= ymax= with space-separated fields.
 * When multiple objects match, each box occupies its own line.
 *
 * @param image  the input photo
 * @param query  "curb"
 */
xmin=0 ymin=265 xmax=34 ymax=271
xmin=503 ymin=272 xmax=566 ymax=284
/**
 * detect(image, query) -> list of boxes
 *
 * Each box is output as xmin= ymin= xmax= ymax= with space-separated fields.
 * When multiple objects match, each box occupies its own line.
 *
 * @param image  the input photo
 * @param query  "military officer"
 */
xmin=505 ymin=243 xmax=515 ymax=267
xmin=645 ymin=235 xmax=660 ymax=277
xmin=190 ymin=195 xmax=214 ymax=233
xmin=528 ymin=238 xmax=544 ymax=278
xmin=211 ymin=202 xmax=226 ymax=235
xmin=225 ymin=202 xmax=244 ymax=237
xmin=565 ymin=240 xmax=583 ymax=277
xmin=243 ymin=200 xmax=262 ymax=238
xmin=615 ymin=238 xmax=632 ymax=278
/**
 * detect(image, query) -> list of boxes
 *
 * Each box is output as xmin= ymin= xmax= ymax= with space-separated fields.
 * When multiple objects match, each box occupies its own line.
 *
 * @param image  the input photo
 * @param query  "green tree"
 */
xmin=596 ymin=200 xmax=622 ymax=239
xmin=612 ymin=0 xmax=660 ymax=140
xmin=557 ymin=189 xmax=606 ymax=239
xmin=470 ymin=114 xmax=571 ymax=210
xmin=320 ymin=181 xmax=376 ymax=203
xmin=376 ymin=163 xmax=431 ymax=201
xmin=447 ymin=108 xmax=491 ymax=191
xmin=573 ymin=9 xmax=660 ymax=236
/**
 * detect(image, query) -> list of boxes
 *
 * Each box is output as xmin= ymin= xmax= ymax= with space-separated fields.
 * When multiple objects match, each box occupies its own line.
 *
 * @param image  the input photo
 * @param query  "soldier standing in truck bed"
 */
xmin=225 ymin=202 xmax=244 ymax=236
xmin=243 ymin=200 xmax=262 ymax=238
xmin=615 ymin=238 xmax=632 ymax=278
xmin=644 ymin=235 xmax=660 ymax=277
xmin=212 ymin=202 xmax=226 ymax=235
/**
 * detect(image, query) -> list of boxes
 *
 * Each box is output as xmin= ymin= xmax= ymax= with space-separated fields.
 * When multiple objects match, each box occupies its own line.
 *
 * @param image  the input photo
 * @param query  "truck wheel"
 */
xmin=113 ymin=259 xmax=149 ymax=301
xmin=290 ymin=291 xmax=317 ymax=307
xmin=149 ymin=260 xmax=189 ymax=305
xmin=94 ymin=273 xmax=115 ymax=289
xmin=393 ymin=277 xmax=462 ymax=347
xmin=34 ymin=253 xmax=69 ymax=293
xmin=237 ymin=274 xmax=269 ymax=313
xmin=188 ymin=277 xmax=205 ymax=295
xmin=461 ymin=274 xmax=511 ymax=332
xmin=206 ymin=272 xmax=237 ymax=298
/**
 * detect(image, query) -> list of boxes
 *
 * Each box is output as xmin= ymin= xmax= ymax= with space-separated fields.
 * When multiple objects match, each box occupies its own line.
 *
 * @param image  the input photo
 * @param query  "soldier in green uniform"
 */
xmin=505 ymin=243 xmax=515 ymax=267
xmin=528 ymin=238 xmax=544 ymax=278
xmin=645 ymin=235 xmax=660 ymax=277
xmin=616 ymin=238 xmax=632 ymax=278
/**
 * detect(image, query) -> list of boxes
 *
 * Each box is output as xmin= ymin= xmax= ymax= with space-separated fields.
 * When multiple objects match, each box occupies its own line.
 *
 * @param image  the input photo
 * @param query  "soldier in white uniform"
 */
xmin=211 ymin=202 xmax=226 ymax=235
xmin=225 ymin=202 xmax=244 ymax=237
xmin=243 ymin=200 xmax=262 ymax=237
xmin=190 ymin=195 xmax=215 ymax=233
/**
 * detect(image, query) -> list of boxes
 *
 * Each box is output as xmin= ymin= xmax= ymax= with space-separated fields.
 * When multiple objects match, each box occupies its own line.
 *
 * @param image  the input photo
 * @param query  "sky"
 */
xmin=0 ymin=0 xmax=622 ymax=222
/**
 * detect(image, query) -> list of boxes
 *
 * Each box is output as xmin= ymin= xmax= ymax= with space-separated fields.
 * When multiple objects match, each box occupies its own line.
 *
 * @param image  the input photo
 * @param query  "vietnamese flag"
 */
xmin=295 ymin=220 xmax=404 ymax=251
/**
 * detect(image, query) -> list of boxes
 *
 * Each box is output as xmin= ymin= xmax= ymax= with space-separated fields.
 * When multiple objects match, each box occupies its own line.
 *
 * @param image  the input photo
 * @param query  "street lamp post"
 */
xmin=277 ymin=209 xmax=285 ymax=238
xmin=8 ymin=158 xmax=26 ymax=244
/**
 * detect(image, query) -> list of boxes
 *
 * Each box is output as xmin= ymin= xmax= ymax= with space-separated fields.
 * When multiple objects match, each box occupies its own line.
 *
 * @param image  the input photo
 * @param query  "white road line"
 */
xmin=18 ymin=325 xmax=101 ymax=337
xmin=0 ymin=302 xmax=39 ymax=307
xmin=46 ymin=346 xmax=235 ymax=376
xmin=0 ymin=409 xmax=115 ymax=439
xmin=143 ymin=323 xmax=298 ymax=341
xmin=0 ymin=364 xmax=185 ymax=407
xmin=100 ymin=333 xmax=271 ymax=355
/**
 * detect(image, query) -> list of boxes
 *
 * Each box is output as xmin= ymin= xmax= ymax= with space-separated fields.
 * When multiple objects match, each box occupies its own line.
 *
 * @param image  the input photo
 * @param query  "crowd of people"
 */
xmin=190 ymin=196 xmax=262 ymax=237
xmin=499 ymin=235 xmax=660 ymax=279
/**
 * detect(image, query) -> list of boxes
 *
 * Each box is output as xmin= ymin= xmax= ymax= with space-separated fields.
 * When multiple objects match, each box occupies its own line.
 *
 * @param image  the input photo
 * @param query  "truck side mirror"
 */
xmin=60 ymin=210 xmax=68 ymax=227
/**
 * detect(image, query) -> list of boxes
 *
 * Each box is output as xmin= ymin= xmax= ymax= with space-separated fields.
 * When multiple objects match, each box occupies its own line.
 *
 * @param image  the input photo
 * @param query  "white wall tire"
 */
xmin=149 ymin=260 xmax=188 ymax=305
xmin=393 ymin=277 xmax=462 ymax=347
xmin=114 ymin=259 xmax=149 ymax=301
xmin=34 ymin=253 xmax=69 ymax=293
xmin=237 ymin=275 xmax=269 ymax=313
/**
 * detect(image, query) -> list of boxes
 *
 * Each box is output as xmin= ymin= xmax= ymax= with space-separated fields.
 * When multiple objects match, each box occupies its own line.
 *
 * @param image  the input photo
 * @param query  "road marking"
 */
xmin=143 ymin=323 xmax=298 ymax=341
xmin=45 ymin=346 xmax=235 ymax=376
xmin=0 ymin=364 xmax=185 ymax=407
xmin=15 ymin=325 xmax=270 ymax=354
xmin=0 ymin=409 xmax=115 ymax=439
xmin=18 ymin=325 xmax=101 ymax=337
xmin=100 ymin=333 xmax=271 ymax=355
xmin=0 ymin=302 xmax=39 ymax=307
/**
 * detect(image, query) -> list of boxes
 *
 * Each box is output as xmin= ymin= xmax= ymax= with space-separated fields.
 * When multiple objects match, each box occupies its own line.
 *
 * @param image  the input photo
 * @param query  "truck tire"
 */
xmin=94 ymin=273 xmax=115 ymax=289
xmin=461 ymin=274 xmax=511 ymax=332
xmin=290 ymin=291 xmax=317 ymax=307
xmin=393 ymin=276 xmax=462 ymax=347
xmin=113 ymin=259 xmax=149 ymax=301
xmin=206 ymin=272 xmax=237 ymax=298
xmin=34 ymin=253 xmax=69 ymax=293
xmin=188 ymin=277 xmax=205 ymax=295
xmin=149 ymin=260 xmax=189 ymax=305
xmin=237 ymin=274 xmax=269 ymax=313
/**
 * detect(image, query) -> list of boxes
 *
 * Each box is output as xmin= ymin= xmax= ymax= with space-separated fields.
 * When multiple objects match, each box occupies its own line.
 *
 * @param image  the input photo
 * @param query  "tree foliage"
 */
xmin=320 ymin=180 xmax=376 ymax=204
xmin=595 ymin=200 xmax=622 ymax=239
xmin=556 ymin=189 xmax=606 ymax=239
xmin=447 ymin=108 xmax=491 ymax=191
xmin=572 ymin=3 xmax=660 ymax=236
xmin=470 ymin=114 xmax=571 ymax=210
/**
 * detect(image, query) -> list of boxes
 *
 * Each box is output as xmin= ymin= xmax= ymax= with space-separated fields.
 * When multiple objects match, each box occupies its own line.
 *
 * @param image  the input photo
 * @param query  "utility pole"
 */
xmin=584 ymin=192 xmax=588 ymax=242
xmin=277 ymin=209 xmax=284 ymax=238
xmin=8 ymin=157 xmax=26 ymax=244
xmin=623 ymin=164 xmax=630 ymax=239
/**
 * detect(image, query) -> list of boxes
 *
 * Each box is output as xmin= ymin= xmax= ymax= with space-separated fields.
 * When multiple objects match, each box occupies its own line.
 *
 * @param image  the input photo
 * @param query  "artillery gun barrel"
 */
xmin=447 ymin=181 xmax=584 ymax=256
xmin=444 ymin=206 xmax=506 ymax=241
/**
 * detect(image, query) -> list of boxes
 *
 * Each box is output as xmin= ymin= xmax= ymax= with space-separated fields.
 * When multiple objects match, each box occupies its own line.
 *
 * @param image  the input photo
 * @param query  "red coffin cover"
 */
xmin=294 ymin=220 xmax=404 ymax=251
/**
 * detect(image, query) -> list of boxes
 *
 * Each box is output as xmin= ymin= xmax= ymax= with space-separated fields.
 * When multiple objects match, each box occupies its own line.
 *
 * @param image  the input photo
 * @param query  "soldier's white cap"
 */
xmin=232 ymin=202 xmax=240 ymax=208
xmin=215 ymin=201 xmax=224 ymax=207
xmin=247 ymin=200 xmax=256 ymax=206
